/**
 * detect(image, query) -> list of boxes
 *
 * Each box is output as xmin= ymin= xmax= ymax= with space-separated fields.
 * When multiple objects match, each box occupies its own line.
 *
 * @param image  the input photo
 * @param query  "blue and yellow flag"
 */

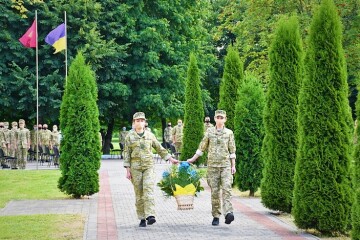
xmin=45 ymin=23 xmax=66 ymax=54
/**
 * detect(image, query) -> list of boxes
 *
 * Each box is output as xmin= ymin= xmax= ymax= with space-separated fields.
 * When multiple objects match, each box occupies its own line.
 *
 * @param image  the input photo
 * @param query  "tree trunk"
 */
xmin=103 ymin=118 xmax=114 ymax=154
xmin=249 ymin=189 xmax=255 ymax=197
xmin=161 ymin=118 xmax=166 ymax=144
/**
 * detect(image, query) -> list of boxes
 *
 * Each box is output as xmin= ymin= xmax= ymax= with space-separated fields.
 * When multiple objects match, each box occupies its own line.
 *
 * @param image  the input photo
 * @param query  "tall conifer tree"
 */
xmin=58 ymin=52 xmax=101 ymax=198
xmin=261 ymin=15 xmax=303 ymax=213
xmin=234 ymin=75 xmax=265 ymax=196
xmin=293 ymin=0 xmax=353 ymax=233
xmin=218 ymin=46 xmax=243 ymax=131
xmin=352 ymin=86 xmax=360 ymax=240
xmin=181 ymin=53 xmax=204 ymax=165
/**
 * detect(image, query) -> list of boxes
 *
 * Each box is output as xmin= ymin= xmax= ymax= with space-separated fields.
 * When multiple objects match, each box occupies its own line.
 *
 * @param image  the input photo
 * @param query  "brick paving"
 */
xmin=0 ymin=159 xmax=319 ymax=240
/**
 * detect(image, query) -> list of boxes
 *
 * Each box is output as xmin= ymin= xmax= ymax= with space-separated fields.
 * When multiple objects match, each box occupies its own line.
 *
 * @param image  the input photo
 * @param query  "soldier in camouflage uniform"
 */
xmin=50 ymin=125 xmax=60 ymax=148
xmin=163 ymin=122 xmax=173 ymax=150
xmin=3 ymin=122 xmax=10 ymax=155
xmin=50 ymin=125 xmax=60 ymax=165
xmin=16 ymin=119 xmax=30 ymax=169
xmin=124 ymin=112 xmax=179 ymax=227
xmin=119 ymin=127 xmax=128 ymax=158
xmin=204 ymin=116 xmax=214 ymax=132
xmin=172 ymin=119 xmax=183 ymax=153
xmin=188 ymin=110 xmax=236 ymax=226
xmin=0 ymin=122 xmax=6 ymax=167
xmin=9 ymin=122 xmax=19 ymax=168
xmin=30 ymin=125 xmax=38 ymax=152
xmin=40 ymin=124 xmax=51 ymax=153
xmin=119 ymin=127 xmax=128 ymax=149
xmin=29 ymin=125 xmax=39 ymax=161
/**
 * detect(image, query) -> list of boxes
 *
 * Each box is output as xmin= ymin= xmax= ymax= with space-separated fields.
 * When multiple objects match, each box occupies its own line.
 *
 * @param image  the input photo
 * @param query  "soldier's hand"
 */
xmin=126 ymin=168 xmax=132 ymax=180
xmin=169 ymin=157 xmax=179 ymax=164
xmin=187 ymin=158 xmax=195 ymax=164
xmin=231 ymin=166 xmax=236 ymax=175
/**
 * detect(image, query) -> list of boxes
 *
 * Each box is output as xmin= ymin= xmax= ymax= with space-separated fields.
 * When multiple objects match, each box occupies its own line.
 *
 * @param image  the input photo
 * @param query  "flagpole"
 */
xmin=64 ymin=11 xmax=67 ymax=84
xmin=35 ymin=10 xmax=39 ymax=170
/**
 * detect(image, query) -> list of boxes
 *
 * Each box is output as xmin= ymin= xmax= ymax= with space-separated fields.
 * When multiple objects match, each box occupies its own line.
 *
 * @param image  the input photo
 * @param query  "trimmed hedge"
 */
xmin=293 ymin=0 xmax=353 ymax=234
xmin=234 ymin=75 xmax=264 ymax=196
xmin=181 ymin=53 xmax=204 ymax=166
xmin=58 ymin=52 xmax=101 ymax=198
xmin=261 ymin=15 xmax=303 ymax=213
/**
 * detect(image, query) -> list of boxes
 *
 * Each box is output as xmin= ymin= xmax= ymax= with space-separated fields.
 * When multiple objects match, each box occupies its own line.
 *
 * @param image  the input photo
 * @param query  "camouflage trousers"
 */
xmin=17 ymin=148 xmax=27 ymax=169
xmin=207 ymin=166 xmax=233 ymax=218
xmin=174 ymin=142 xmax=182 ymax=153
xmin=8 ymin=147 xmax=17 ymax=168
xmin=1 ymin=146 xmax=8 ymax=166
xmin=1 ymin=146 xmax=8 ymax=156
xmin=130 ymin=167 xmax=156 ymax=220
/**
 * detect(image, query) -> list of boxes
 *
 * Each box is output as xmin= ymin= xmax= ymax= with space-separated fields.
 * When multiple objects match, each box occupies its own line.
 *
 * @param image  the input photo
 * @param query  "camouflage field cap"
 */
xmin=215 ymin=110 xmax=226 ymax=117
xmin=19 ymin=119 xmax=25 ymax=124
xmin=12 ymin=121 xmax=18 ymax=126
xmin=133 ymin=112 xmax=146 ymax=120
xmin=4 ymin=122 xmax=9 ymax=126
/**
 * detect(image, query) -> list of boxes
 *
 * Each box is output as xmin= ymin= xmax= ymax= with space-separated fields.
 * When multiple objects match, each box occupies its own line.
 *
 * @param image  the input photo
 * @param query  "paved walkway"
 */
xmin=0 ymin=159 xmax=318 ymax=240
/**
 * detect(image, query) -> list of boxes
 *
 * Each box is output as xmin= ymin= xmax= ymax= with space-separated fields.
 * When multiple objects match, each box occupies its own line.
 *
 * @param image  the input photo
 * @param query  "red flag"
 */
xmin=19 ymin=20 xmax=37 ymax=48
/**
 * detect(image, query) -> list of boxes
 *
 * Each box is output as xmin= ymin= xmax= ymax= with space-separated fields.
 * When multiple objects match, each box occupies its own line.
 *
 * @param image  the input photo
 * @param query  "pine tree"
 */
xmin=218 ymin=46 xmax=244 ymax=131
xmin=260 ymin=15 xmax=303 ymax=213
xmin=352 ymin=87 xmax=360 ymax=239
xmin=293 ymin=0 xmax=353 ymax=233
xmin=58 ymin=52 xmax=101 ymax=198
xmin=234 ymin=75 xmax=265 ymax=196
xmin=181 ymin=53 xmax=204 ymax=166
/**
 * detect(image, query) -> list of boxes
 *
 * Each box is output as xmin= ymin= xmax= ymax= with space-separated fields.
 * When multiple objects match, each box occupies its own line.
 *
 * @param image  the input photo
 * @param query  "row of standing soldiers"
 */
xmin=163 ymin=116 xmax=214 ymax=153
xmin=0 ymin=120 xmax=60 ymax=169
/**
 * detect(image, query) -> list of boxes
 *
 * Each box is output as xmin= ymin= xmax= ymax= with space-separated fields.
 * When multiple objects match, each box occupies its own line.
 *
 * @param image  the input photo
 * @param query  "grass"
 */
xmin=0 ymin=170 xmax=68 ymax=208
xmin=0 ymin=214 xmax=84 ymax=240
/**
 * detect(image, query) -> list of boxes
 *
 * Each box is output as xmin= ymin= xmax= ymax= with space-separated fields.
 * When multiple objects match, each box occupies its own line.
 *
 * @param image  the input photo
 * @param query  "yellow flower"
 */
xmin=173 ymin=183 xmax=196 ymax=196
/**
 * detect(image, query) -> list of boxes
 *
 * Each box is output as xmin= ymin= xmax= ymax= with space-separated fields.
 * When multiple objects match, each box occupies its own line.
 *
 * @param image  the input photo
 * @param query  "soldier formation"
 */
xmin=0 ymin=120 xmax=61 ymax=169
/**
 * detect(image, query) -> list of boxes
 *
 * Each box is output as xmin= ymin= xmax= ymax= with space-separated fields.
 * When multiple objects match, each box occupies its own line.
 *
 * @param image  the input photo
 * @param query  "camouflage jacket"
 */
xmin=204 ymin=122 xmax=214 ymax=132
xmin=40 ymin=129 xmax=52 ymax=146
xmin=30 ymin=130 xmax=38 ymax=145
xmin=123 ymin=130 xmax=171 ymax=169
xmin=172 ymin=125 xmax=183 ymax=143
xmin=119 ymin=130 xmax=128 ymax=145
xmin=196 ymin=126 xmax=236 ymax=167
xmin=3 ymin=129 xmax=10 ymax=144
xmin=16 ymin=128 xmax=30 ymax=148
xmin=0 ymin=129 xmax=5 ymax=146
xmin=9 ymin=129 xmax=19 ymax=146
xmin=51 ymin=131 xmax=60 ymax=146
xmin=164 ymin=127 xmax=173 ymax=142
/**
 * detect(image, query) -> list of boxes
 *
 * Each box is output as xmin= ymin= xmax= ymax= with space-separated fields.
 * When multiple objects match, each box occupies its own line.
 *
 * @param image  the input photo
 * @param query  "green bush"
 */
xmin=218 ymin=46 xmax=244 ymax=131
xmin=181 ymin=53 xmax=204 ymax=166
xmin=293 ymin=0 xmax=353 ymax=234
xmin=234 ymin=75 xmax=265 ymax=196
xmin=261 ymin=15 xmax=303 ymax=213
xmin=58 ymin=52 xmax=101 ymax=198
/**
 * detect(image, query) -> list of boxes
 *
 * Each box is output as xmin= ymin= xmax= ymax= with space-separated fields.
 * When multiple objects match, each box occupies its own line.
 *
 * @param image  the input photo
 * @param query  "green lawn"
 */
xmin=0 ymin=170 xmax=68 ymax=208
xmin=0 ymin=214 xmax=84 ymax=240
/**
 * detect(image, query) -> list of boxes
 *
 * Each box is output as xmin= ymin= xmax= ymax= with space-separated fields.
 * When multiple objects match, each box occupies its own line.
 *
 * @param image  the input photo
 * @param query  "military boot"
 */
xmin=225 ymin=212 xmax=234 ymax=224
xmin=212 ymin=217 xmax=219 ymax=226
xmin=139 ymin=219 xmax=146 ymax=227
xmin=146 ymin=216 xmax=156 ymax=225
